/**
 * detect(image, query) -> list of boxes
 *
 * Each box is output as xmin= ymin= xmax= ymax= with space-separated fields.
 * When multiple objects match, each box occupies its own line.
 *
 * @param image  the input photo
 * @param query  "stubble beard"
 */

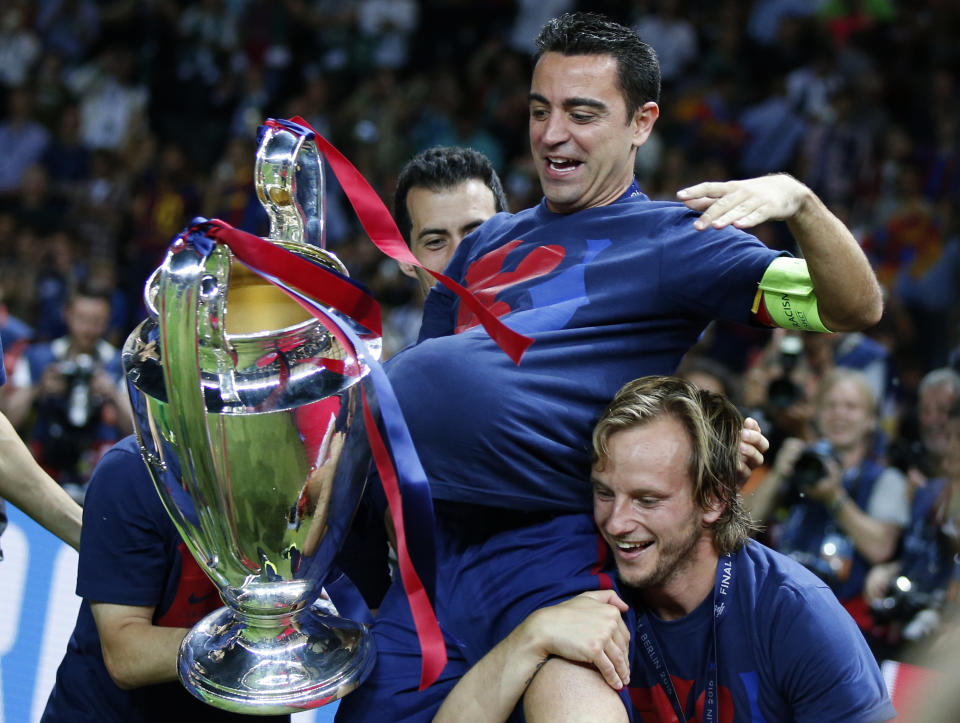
xmin=618 ymin=508 xmax=703 ymax=593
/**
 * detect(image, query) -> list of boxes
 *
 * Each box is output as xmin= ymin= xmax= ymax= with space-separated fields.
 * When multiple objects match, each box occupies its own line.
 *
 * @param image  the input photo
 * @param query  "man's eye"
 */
xmin=423 ymin=238 xmax=447 ymax=250
xmin=636 ymin=497 xmax=659 ymax=507
xmin=571 ymin=113 xmax=594 ymax=123
xmin=530 ymin=107 xmax=549 ymax=120
xmin=593 ymin=487 xmax=613 ymax=500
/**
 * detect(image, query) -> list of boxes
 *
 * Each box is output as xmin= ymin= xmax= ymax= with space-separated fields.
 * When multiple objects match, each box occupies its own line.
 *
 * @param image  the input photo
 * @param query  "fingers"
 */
xmin=676 ymin=181 xmax=730 ymax=200
xmin=678 ymin=178 xmax=792 ymax=231
xmin=738 ymin=418 xmax=768 ymax=477
xmin=743 ymin=417 xmax=770 ymax=453
xmin=595 ymin=642 xmax=630 ymax=690
xmin=581 ymin=589 xmax=630 ymax=612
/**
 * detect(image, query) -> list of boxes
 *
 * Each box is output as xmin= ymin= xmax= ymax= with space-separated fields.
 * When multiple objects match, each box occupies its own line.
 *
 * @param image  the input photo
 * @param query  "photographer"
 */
xmin=746 ymin=368 xmax=909 ymax=630
xmin=863 ymin=395 xmax=960 ymax=660
xmin=2 ymin=284 xmax=131 ymax=502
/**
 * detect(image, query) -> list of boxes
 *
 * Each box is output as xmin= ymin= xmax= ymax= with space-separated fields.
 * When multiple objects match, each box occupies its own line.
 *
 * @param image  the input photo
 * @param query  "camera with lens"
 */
xmin=780 ymin=441 xmax=835 ymax=506
xmin=765 ymin=335 xmax=804 ymax=410
xmin=870 ymin=576 xmax=943 ymax=625
xmin=57 ymin=353 xmax=97 ymax=429
xmin=887 ymin=437 xmax=934 ymax=478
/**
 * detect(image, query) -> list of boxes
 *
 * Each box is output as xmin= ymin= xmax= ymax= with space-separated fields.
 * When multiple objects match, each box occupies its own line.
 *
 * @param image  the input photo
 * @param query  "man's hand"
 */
xmin=677 ymin=174 xmax=811 ymax=231
xmin=521 ymin=590 xmax=630 ymax=691
xmin=803 ymin=456 xmax=845 ymax=504
xmin=739 ymin=417 xmax=769 ymax=484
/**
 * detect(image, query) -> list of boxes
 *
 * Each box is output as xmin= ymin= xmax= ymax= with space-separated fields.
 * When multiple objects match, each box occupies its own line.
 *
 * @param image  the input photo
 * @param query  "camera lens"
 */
xmin=767 ymin=377 xmax=800 ymax=409
xmin=791 ymin=450 xmax=828 ymax=489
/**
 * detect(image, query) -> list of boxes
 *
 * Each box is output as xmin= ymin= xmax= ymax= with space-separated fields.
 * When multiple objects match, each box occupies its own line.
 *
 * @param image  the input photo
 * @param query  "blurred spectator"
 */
xmin=2 ymin=284 xmax=131 ymax=503
xmin=632 ymin=0 xmax=698 ymax=88
xmin=746 ymin=368 xmax=909 ymax=633
xmin=34 ymin=0 xmax=101 ymax=65
xmin=0 ymin=1 xmax=41 ymax=89
xmin=737 ymin=77 xmax=806 ymax=177
xmin=69 ymin=44 xmax=149 ymax=153
xmin=0 ymin=281 xmax=32 ymax=379
xmin=910 ymin=368 xmax=960 ymax=482
xmin=677 ymin=351 xmax=741 ymax=404
xmin=864 ymin=395 xmax=960 ymax=662
xmin=40 ymin=102 xmax=92 ymax=197
xmin=746 ymin=0 xmax=815 ymax=48
xmin=0 ymin=87 xmax=51 ymax=194
xmin=357 ymin=0 xmax=419 ymax=71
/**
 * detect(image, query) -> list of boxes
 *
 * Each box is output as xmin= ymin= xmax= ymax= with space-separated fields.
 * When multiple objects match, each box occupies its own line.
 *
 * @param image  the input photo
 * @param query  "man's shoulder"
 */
xmin=737 ymin=540 xmax=840 ymax=609
xmin=83 ymin=436 xmax=156 ymax=510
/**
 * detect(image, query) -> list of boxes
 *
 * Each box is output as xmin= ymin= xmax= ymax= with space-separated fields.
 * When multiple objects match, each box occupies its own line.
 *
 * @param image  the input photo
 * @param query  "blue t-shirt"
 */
xmin=624 ymin=541 xmax=895 ymax=722
xmin=387 ymin=192 xmax=781 ymax=512
xmin=42 ymin=436 xmax=287 ymax=722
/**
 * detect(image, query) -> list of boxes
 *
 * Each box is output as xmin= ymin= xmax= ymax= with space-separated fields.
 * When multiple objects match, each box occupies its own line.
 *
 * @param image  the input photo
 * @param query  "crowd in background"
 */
xmin=2 ymin=0 xmax=960 ymax=674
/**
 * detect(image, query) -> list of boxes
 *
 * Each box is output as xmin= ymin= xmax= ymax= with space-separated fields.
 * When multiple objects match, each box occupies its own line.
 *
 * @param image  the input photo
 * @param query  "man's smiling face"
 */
xmin=592 ymin=416 xmax=716 ymax=596
xmin=529 ymin=52 xmax=657 ymax=214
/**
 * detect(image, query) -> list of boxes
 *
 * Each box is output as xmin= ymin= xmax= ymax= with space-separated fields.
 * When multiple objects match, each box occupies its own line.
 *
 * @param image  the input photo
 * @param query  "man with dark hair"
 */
xmin=434 ymin=377 xmax=894 ymax=722
xmin=338 ymin=12 xmax=882 ymax=721
xmin=3 ymin=283 xmax=132 ymax=502
xmin=394 ymin=146 xmax=508 ymax=294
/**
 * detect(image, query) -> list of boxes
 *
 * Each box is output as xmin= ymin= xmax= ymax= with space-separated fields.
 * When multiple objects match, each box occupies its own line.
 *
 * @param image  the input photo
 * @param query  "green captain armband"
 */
xmin=755 ymin=257 xmax=833 ymax=333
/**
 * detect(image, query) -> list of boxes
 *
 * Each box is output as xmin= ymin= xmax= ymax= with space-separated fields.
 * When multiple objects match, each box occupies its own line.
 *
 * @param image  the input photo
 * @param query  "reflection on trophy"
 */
xmin=122 ymin=121 xmax=376 ymax=713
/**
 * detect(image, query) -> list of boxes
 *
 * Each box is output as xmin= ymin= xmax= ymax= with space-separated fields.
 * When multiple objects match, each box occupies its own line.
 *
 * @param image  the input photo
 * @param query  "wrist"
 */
xmin=829 ymin=489 xmax=848 ymax=515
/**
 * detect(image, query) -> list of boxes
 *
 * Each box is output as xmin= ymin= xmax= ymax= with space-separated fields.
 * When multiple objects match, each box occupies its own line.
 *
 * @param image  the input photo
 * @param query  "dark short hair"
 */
xmin=534 ymin=12 xmax=661 ymax=119
xmin=393 ymin=146 xmax=508 ymax=244
xmin=593 ymin=376 xmax=755 ymax=554
xmin=70 ymin=281 xmax=112 ymax=308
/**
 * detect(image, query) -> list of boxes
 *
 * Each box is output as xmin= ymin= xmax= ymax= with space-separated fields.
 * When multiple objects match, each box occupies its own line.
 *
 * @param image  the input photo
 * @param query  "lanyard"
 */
xmin=635 ymin=553 xmax=734 ymax=723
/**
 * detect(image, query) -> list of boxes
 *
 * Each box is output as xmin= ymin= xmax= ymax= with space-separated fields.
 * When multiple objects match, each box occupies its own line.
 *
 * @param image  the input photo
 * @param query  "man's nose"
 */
xmin=603 ymin=497 xmax=636 ymax=537
xmin=541 ymin=112 xmax=569 ymax=146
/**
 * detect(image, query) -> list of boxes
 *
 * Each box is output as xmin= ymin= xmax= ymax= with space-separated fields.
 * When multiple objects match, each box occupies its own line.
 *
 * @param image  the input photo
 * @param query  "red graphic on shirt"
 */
xmin=155 ymin=542 xmax=221 ymax=628
xmin=629 ymin=676 xmax=734 ymax=722
xmin=455 ymin=240 xmax=565 ymax=333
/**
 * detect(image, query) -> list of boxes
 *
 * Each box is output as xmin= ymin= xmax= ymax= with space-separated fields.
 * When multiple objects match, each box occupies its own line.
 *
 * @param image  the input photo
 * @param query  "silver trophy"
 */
xmin=122 ymin=121 xmax=377 ymax=714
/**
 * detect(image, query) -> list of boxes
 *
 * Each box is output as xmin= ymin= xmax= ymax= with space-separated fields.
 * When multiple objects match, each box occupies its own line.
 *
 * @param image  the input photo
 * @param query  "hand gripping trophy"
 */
xmin=122 ymin=121 xmax=378 ymax=714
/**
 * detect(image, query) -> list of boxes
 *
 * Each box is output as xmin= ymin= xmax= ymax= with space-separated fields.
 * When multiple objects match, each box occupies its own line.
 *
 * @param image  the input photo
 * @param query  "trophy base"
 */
xmin=178 ymin=602 xmax=376 ymax=715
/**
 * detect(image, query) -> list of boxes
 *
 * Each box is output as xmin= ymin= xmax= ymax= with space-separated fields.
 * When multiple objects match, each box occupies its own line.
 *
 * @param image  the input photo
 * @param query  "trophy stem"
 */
xmin=178 ymin=601 xmax=376 ymax=715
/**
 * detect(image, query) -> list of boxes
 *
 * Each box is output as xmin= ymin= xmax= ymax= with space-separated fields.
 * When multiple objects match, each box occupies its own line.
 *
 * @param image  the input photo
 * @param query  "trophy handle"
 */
xmin=155 ymin=240 xmax=237 ymax=575
xmin=255 ymin=122 xmax=326 ymax=249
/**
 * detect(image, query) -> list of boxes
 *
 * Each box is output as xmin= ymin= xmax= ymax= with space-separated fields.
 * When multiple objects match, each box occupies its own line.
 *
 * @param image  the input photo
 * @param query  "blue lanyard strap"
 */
xmin=635 ymin=553 xmax=734 ymax=722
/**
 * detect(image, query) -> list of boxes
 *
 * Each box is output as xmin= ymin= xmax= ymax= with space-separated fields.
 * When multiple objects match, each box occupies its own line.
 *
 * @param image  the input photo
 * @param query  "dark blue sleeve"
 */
xmin=658 ymin=216 xmax=785 ymax=325
xmin=772 ymin=585 xmax=896 ymax=722
xmin=0 ymin=335 xmax=5 ymax=386
xmin=76 ymin=437 xmax=176 ymax=606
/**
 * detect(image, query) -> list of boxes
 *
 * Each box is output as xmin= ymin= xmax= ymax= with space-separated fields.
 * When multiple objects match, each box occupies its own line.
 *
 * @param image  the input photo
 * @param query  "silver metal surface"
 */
xmin=122 ymin=122 xmax=377 ymax=714
xmin=255 ymin=122 xmax=326 ymax=248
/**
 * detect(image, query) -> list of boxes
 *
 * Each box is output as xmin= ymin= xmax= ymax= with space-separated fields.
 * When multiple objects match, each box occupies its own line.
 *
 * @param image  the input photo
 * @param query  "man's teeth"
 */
xmin=616 ymin=540 xmax=651 ymax=552
xmin=548 ymin=158 xmax=579 ymax=170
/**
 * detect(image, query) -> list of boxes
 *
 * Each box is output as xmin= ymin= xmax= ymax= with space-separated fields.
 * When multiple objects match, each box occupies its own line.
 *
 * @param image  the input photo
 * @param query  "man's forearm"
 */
xmin=786 ymin=185 xmax=883 ymax=332
xmin=92 ymin=602 xmax=189 ymax=689
xmin=434 ymin=625 xmax=548 ymax=723
xmin=0 ymin=411 xmax=82 ymax=549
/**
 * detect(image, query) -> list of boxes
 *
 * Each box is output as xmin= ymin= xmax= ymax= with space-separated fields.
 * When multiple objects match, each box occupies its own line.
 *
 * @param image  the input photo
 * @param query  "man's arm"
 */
xmin=433 ymin=591 xmax=630 ymax=723
xmin=0 ymin=410 xmax=81 ymax=549
xmin=677 ymin=174 xmax=883 ymax=332
xmin=90 ymin=602 xmax=187 ymax=689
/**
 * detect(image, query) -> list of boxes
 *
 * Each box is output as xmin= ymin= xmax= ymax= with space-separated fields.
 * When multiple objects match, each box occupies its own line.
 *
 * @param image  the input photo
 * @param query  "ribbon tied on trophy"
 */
xmin=123 ymin=116 xmax=532 ymax=714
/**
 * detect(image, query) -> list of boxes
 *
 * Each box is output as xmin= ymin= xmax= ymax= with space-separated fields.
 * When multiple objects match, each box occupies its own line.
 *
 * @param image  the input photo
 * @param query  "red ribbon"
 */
xmin=273 ymin=117 xmax=534 ymax=365
xmin=204 ymin=219 xmax=382 ymax=337
xmin=361 ymin=385 xmax=447 ymax=689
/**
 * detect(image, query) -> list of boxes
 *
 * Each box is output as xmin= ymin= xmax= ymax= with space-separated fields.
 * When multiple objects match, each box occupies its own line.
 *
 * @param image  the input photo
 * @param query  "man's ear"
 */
xmin=701 ymin=494 xmax=726 ymax=526
xmin=631 ymin=101 xmax=660 ymax=149
xmin=399 ymin=261 xmax=419 ymax=280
